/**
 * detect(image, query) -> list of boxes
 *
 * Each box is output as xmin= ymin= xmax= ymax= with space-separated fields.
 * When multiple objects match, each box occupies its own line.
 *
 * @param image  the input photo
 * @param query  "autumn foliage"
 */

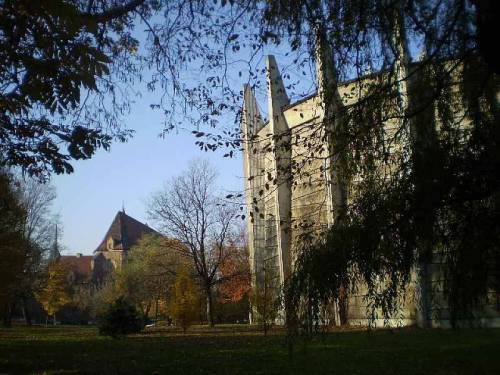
xmin=37 ymin=262 xmax=71 ymax=324
xmin=218 ymin=243 xmax=251 ymax=304
xmin=169 ymin=268 xmax=200 ymax=333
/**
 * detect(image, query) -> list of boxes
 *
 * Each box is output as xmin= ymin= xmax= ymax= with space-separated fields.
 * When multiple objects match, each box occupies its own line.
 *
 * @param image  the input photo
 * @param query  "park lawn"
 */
xmin=0 ymin=325 xmax=499 ymax=374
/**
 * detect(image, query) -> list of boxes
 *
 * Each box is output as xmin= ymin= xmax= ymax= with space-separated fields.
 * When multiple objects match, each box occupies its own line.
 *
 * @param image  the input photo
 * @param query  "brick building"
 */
xmin=59 ymin=210 xmax=160 ymax=284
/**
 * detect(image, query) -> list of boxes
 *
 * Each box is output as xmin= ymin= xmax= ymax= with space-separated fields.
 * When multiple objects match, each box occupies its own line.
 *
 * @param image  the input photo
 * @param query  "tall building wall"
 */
xmin=241 ymin=56 xmax=419 ymax=326
xmin=241 ymin=55 xmax=500 ymax=328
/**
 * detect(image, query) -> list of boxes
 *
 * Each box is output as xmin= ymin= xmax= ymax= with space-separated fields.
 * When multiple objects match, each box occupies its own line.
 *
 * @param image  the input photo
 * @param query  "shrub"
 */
xmin=97 ymin=297 xmax=143 ymax=337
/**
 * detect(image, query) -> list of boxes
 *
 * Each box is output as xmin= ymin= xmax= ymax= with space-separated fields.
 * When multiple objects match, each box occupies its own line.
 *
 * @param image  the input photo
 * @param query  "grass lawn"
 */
xmin=1 ymin=325 xmax=499 ymax=374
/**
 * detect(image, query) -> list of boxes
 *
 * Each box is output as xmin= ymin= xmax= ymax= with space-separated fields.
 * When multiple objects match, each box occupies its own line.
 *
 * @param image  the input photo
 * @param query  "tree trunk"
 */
xmin=22 ymin=297 xmax=32 ymax=326
xmin=155 ymin=296 xmax=159 ymax=323
xmin=3 ymin=302 xmax=12 ymax=327
xmin=206 ymin=285 xmax=214 ymax=327
xmin=263 ymin=270 xmax=267 ymax=335
xmin=338 ymin=286 xmax=349 ymax=326
xmin=5 ymin=300 xmax=16 ymax=327
xmin=53 ymin=312 xmax=56 ymax=326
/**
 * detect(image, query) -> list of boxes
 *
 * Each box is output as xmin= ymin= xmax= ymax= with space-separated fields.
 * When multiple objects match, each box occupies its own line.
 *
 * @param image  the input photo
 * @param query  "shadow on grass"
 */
xmin=0 ymin=325 xmax=499 ymax=374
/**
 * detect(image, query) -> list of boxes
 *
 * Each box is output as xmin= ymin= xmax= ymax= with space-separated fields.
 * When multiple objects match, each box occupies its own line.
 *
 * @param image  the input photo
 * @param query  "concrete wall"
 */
xmin=241 ymin=56 xmax=500 ymax=328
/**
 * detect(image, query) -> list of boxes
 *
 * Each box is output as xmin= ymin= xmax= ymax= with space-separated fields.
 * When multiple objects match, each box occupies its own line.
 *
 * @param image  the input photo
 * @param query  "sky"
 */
xmin=50 ymin=14 xmax=318 ymax=256
xmin=52 ymin=51 xmax=318 ymax=255
xmin=52 ymin=87 xmax=244 ymax=255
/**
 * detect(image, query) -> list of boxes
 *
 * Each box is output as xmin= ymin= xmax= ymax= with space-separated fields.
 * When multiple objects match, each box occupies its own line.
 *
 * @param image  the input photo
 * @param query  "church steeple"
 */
xmin=49 ymin=224 xmax=61 ymax=262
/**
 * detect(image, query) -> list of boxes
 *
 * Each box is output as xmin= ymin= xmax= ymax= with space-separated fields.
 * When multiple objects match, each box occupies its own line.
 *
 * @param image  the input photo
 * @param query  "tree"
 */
xmin=214 ymin=234 xmax=251 ymax=324
xmin=2 ymin=0 xmax=498 ymax=181
xmin=113 ymin=234 xmax=191 ymax=321
xmin=70 ymin=283 xmax=99 ymax=322
xmin=97 ymin=296 xmax=143 ymax=337
xmin=2 ymin=0 xmax=498 ymax=328
xmin=169 ymin=268 xmax=201 ymax=333
xmin=253 ymin=0 xmax=500 ymax=328
xmin=0 ymin=169 xmax=26 ymax=326
xmin=249 ymin=261 xmax=280 ymax=335
xmin=148 ymin=159 xmax=238 ymax=326
xmin=91 ymin=279 xmax=119 ymax=318
xmin=0 ymin=0 xmax=251 ymax=177
xmin=218 ymin=236 xmax=251 ymax=304
xmin=0 ymin=171 xmax=58 ymax=326
xmin=134 ymin=0 xmax=497 ymax=330
xmin=37 ymin=261 xmax=71 ymax=325
xmin=0 ymin=0 xmax=147 ymax=178
xmin=112 ymin=259 xmax=152 ymax=320
xmin=13 ymin=177 xmax=58 ymax=325
xmin=136 ymin=0 xmax=498 ymax=329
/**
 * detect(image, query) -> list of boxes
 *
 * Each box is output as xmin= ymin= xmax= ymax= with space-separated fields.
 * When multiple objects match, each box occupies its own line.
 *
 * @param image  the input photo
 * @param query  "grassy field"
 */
xmin=1 ymin=325 xmax=499 ymax=374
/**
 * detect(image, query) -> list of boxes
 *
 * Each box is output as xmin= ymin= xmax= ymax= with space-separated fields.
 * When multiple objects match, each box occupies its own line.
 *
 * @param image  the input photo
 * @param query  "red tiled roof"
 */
xmin=59 ymin=255 xmax=93 ymax=281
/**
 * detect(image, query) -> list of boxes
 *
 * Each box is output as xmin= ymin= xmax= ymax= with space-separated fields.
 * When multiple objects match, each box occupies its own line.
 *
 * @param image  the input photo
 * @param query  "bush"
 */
xmin=97 ymin=297 xmax=143 ymax=337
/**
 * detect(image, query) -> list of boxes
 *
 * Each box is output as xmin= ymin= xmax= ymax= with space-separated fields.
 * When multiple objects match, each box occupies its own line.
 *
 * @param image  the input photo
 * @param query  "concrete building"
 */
xmin=241 ymin=55 xmax=500 ymax=328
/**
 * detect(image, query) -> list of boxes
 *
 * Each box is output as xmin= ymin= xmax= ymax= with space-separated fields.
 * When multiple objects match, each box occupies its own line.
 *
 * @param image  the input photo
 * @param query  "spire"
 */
xmin=122 ymin=201 xmax=126 ymax=214
xmin=265 ymin=55 xmax=292 ymax=282
xmin=314 ymin=25 xmax=342 ymax=118
xmin=242 ymin=84 xmax=265 ymax=138
xmin=314 ymin=25 xmax=348 ymax=226
xmin=266 ymin=55 xmax=289 ymax=133
xmin=49 ymin=224 xmax=61 ymax=262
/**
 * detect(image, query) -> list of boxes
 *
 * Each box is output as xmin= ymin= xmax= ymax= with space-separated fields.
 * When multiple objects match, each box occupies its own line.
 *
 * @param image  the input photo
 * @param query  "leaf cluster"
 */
xmin=0 ymin=0 xmax=140 ymax=177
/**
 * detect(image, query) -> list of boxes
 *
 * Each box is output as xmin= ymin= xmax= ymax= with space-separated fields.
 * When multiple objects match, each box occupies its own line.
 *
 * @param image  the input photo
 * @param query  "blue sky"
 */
xmin=21 ymin=7 xmax=427 ymax=256
xmin=51 ymin=17 xmax=317 ymax=255
xmin=52 ymin=87 xmax=244 ymax=255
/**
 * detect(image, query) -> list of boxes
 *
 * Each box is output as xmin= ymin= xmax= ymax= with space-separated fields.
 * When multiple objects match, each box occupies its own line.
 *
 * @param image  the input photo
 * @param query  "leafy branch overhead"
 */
xmin=2 ymin=0 xmax=498 ymax=181
xmin=0 ymin=0 xmax=145 ymax=177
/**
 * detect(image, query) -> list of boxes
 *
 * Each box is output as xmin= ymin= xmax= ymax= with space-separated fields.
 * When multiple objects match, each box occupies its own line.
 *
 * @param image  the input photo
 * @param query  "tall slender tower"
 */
xmin=266 ymin=56 xmax=292 ymax=283
xmin=241 ymin=83 xmax=266 ymax=298
xmin=49 ymin=224 xmax=61 ymax=262
xmin=241 ymin=57 xmax=293 ymax=323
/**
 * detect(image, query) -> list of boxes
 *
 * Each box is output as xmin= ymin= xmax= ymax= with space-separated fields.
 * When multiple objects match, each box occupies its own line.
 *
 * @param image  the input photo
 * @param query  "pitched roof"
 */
xmin=59 ymin=255 xmax=93 ymax=281
xmin=94 ymin=211 xmax=160 ymax=253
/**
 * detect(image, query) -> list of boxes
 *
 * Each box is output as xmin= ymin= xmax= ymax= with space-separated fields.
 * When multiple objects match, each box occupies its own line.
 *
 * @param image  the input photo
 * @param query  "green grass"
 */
xmin=1 ymin=325 xmax=499 ymax=374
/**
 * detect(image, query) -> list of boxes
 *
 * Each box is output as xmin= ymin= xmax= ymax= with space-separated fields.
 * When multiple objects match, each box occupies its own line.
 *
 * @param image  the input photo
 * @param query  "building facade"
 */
xmin=92 ymin=210 xmax=160 ymax=282
xmin=242 ymin=56 xmax=500 ymax=328
xmin=58 ymin=210 xmax=160 ymax=284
